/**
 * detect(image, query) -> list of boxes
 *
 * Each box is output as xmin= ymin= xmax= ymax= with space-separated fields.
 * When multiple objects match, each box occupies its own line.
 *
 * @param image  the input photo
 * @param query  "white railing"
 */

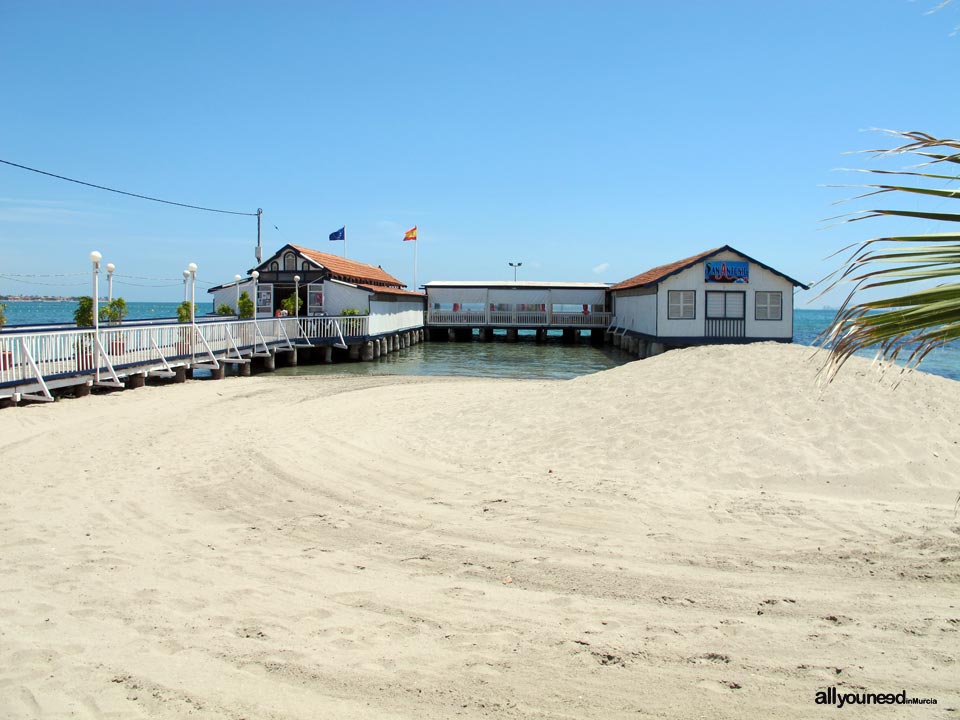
xmin=0 ymin=314 xmax=424 ymax=390
xmin=427 ymin=310 xmax=612 ymax=328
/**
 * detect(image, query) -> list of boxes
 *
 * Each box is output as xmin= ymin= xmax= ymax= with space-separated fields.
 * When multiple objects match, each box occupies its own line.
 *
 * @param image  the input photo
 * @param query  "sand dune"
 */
xmin=1 ymin=343 xmax=957 ymax=718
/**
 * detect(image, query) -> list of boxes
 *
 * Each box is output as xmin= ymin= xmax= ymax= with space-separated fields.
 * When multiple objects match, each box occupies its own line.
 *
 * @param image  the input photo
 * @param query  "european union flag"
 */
xmin=329 ymin=227 xmax=345 ymax=242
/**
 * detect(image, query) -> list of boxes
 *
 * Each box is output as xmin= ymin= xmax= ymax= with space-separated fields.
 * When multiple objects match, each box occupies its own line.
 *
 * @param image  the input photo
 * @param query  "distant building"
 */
xmin=609 ymin=246 xmax=808 ymax=349
xmin=208 ymin=243 xmax=424 ymax=319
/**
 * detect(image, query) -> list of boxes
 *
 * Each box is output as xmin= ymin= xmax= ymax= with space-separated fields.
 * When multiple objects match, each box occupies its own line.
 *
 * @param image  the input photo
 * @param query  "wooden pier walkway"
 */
xmin=0 ymin=315 xmax=424 ymax=404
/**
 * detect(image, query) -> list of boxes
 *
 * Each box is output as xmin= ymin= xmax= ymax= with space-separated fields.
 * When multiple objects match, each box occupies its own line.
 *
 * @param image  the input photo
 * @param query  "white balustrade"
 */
xmin=0 ymin=313 xmax=421 ymax=395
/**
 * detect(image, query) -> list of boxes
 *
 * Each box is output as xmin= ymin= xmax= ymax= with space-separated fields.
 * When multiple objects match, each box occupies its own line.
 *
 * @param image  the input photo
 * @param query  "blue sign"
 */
xmin=705 ymin=260 xmax=749 ymax=283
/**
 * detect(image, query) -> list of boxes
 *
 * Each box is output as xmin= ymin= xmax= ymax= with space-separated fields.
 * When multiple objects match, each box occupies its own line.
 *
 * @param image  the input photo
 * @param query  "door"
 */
xmin=705 ymin=291 xmax=745 ymax=338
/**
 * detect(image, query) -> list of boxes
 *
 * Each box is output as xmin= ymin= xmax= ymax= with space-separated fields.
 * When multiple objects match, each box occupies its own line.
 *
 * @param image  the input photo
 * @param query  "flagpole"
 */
xmin=343 ymin=225 xmax=347 ymax=258
xmin=414 ymin=235 xmax=418 ymax=291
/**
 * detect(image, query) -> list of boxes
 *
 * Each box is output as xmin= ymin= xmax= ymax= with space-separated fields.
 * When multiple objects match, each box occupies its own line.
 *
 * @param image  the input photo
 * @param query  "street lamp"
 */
xmin=509 ymin=262 xmax=523 ymax=282
xmin=182 ymin=269 xmax=190 ymax=302
xmin=251 ymin=270 xmax=259 ymax=320
xmin=234 ymin=274 xmax=242 ymax=317
xmin=90 ymin=251 xmax=102 ymax=382
xmin=187 ymin=262 xmax=197 ymax=362
xmin=294 ymin=275 xmax=301 ymax=319
xmin=106 ymin=263 xmax=115 ymax=304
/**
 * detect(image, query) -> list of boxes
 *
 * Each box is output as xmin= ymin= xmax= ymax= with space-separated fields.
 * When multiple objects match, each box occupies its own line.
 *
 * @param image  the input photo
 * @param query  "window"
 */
xmin=667 ymin=290 xmax=695 ymax=319
xmin=269 ymin=261 xmax=279 ymax=271
xmin=755 ymin=291 xmax=782 ymax=321
xmin=283 ymin=252 xmax=297 ymax=271
xmin=706 ymin=291 xmax=745 ymax=319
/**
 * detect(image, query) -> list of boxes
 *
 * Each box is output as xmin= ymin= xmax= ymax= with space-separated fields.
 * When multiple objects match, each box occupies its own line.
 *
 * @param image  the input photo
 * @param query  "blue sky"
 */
xmin=1 ymin=0 xmax=957 ymax=305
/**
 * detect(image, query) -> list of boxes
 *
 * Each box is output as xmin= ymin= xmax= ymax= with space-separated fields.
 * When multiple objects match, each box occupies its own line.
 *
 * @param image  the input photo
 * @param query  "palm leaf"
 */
xmin=819 ymin=130 xmax=960 ymax=379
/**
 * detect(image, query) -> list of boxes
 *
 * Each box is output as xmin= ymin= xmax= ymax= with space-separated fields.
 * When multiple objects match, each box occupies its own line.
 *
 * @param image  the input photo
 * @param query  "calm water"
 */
xmin=275 ymin=334 xmax=634 ymax=381
xmin=3 ymin=302 xmax=959 ymax=381
xmin=0 ymin=301 xmax=211 ymax=326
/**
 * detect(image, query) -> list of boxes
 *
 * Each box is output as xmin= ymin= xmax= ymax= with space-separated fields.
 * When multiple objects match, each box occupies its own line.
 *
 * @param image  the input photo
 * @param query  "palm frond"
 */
xmin=820 ymin=130 xmax=960 ymax=379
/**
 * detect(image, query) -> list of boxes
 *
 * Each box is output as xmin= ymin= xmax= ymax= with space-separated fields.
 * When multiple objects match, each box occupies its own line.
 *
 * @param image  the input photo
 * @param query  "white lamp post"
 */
xmin=89 ymin=251 xmax=102 ymax=383
xmin=234 ymin=274 xmax=242 ymax=316
xmin=106 ymin=263 xmax=115 ymax=304
xmin=294 ymin=275 xmax=300 ymax=319
xmin=251 ymin=270 xmax=259 ymax=320
xmin=509 ymin=261 xmax=522 ymax=282
xmin=182 ymin=269 xmax=190 ymax=302
xmin=187 ymin=262 xmax=197 ymax=362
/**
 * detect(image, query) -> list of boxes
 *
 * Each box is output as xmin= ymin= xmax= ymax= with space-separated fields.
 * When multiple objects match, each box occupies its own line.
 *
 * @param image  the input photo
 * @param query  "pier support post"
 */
xmin=649 ymin=342 xmax=665 ymax=356
xmin=381 ymin=337 xmax=388 ymax=355
xmin=239 ymin=361 xmax=251 ymax=376
xmin=446 ymin=329 xmax=455 ymax=342
xmin=612 ymin=333 xmax=622 ymax=348
xmin=394 ymin=333 xmax=402 ymax=350
xmin=264 ymin=352 xmax=276 ymax=371
xmin=174 ymin=366 xmax=187 ymax=383
xmin=481 ymin=327 xmax=493 ymax=342
xmin=289 ymin=348 xmax=298 ymax=367
xmin=506 ymin=328 xmax=518 ymax=342
xmin=74 ymin=381 xmax=91 ymax=398
xmin=210 ymin=365 xmax=225 ymax=380
xmin=323 ymin=346 xmax=333 ymax=363
xmin=348 ymin=344 xmax=360 ymax=361
xmin=535 ymin=328 xmax=547 ymax=343
xmin=125 ymin=372 xmax=146 ymax=389
xmin=562 ymin=328 xmax=576 ymax=344
xmin=373 ymin=339 xmax=381 ymax=359
xmin=387 ymin=335 xmax=394 ymax=352
xmin=361 ymin=341 xmax=374 ymax=361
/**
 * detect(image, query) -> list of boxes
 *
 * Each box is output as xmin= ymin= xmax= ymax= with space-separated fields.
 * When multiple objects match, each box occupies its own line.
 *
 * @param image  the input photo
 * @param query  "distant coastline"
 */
xmin=0 ymin=295 xmax=81 ymax=302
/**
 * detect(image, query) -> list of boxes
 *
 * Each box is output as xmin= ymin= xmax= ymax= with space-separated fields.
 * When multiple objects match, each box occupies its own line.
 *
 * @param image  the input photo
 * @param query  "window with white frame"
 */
xmin=667 ymin=290 xmax=695 ymax=319
xmin=706 ymin=291 xmax=745 ymax=319
xmin=283 ymin=252 xmax=297 ymax=271
xmin=755 ymin=291 xmax=782 ymax=321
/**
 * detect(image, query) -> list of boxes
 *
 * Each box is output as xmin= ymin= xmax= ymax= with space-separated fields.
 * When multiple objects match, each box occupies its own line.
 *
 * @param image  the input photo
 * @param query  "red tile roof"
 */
xmin=291 ymin=245 xmax=405 ymax=287
xmin=610 ymin=247 xmax=723 ymax=291
xmin=357 ymin=284 xmax=425 ymax=299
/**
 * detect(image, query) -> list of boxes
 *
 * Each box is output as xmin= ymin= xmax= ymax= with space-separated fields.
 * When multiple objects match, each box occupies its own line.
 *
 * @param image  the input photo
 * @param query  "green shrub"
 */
xmin=73 ymin=297 xmax=95 ymax=327
xmin=99 ymin=297 xmax=127 ymax=324
xmin=0 ymin=302 xmax=6 ymax=329
xmin=341 ymin=308 xmax=368 ymax=316
xmin=177 ymin=301 xmax=195 ymax=323
xmin=216 ymin=303 xmax=235 ymax=316
xmin=280 ymin=293 xmax=302 ymax=315
xmin=238 ymin=291 xmax=254 ymax=319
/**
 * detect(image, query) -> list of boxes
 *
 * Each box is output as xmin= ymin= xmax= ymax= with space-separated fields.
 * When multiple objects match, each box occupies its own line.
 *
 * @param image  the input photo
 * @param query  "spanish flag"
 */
xmin=403 ymin=226 xmax=417 ymax=242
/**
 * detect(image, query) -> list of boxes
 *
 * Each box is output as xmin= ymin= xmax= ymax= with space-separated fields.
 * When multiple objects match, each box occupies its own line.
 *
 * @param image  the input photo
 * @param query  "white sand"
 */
xmin=1 ymin=342 xmax=958 ymax=718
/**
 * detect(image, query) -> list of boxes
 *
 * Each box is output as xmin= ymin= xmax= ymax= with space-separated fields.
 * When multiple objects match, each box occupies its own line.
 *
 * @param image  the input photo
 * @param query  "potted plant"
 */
xmin=280 ymin=293 xmax=301 ymax=317
xmin=73 ymin=297 xmax=96 ymax=369
xmin=100 ymin=297 xmax=128 ymax=354
xmin=176 ymin=301 xmax=195 ymax=355
xmin=237 ymin=291 xmax=254 ymax=319
xmin=0 ymin=302 xmax=12 ymax=372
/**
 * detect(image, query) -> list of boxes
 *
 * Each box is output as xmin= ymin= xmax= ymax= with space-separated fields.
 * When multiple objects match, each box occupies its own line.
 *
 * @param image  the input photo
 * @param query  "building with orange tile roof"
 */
xmin=609 ymin=245 xmax=808 ymax=355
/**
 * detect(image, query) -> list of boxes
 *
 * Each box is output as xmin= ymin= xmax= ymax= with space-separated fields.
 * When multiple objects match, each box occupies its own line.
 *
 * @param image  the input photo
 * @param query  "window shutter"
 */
xmin=706 ymin=292 xmax=724 ymax=318
xmin=725 ymin=293 xmax=744 ymax=318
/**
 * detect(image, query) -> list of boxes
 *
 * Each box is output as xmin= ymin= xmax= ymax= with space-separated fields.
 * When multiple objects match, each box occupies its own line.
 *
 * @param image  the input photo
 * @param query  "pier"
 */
xmin=0 ymin=314 xmax=424 ymax=404
xmin=424 ymin=281 xmax=612 ymax=343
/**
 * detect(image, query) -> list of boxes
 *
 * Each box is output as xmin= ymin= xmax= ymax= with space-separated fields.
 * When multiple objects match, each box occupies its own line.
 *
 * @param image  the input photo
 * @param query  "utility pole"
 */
xmin=256 ymin=208 xmax=263 ymax=263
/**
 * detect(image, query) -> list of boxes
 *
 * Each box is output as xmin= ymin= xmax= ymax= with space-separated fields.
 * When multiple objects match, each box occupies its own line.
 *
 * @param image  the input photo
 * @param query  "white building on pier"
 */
xmin=609 ymin=246 xmax=808 ymax=352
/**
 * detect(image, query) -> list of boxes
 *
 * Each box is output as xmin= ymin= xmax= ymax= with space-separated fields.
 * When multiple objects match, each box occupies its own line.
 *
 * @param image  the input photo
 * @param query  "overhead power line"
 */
xmin=0 ymin=158 xmax=258 ymax=217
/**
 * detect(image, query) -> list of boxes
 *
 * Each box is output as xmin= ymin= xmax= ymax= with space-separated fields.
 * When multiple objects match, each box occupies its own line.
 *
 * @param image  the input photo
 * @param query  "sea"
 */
xmin=2 ymin=301 xmax=959 ymax=382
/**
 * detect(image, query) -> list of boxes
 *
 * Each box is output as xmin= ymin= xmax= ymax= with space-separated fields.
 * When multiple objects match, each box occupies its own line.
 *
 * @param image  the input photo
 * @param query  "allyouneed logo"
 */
xmin=815 ymin=687 xmax=938 ymax=708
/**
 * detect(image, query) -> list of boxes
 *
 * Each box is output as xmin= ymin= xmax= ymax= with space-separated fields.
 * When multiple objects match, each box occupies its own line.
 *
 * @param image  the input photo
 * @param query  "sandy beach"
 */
xmin=1 ymin=342 xmax=957 ymax=719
